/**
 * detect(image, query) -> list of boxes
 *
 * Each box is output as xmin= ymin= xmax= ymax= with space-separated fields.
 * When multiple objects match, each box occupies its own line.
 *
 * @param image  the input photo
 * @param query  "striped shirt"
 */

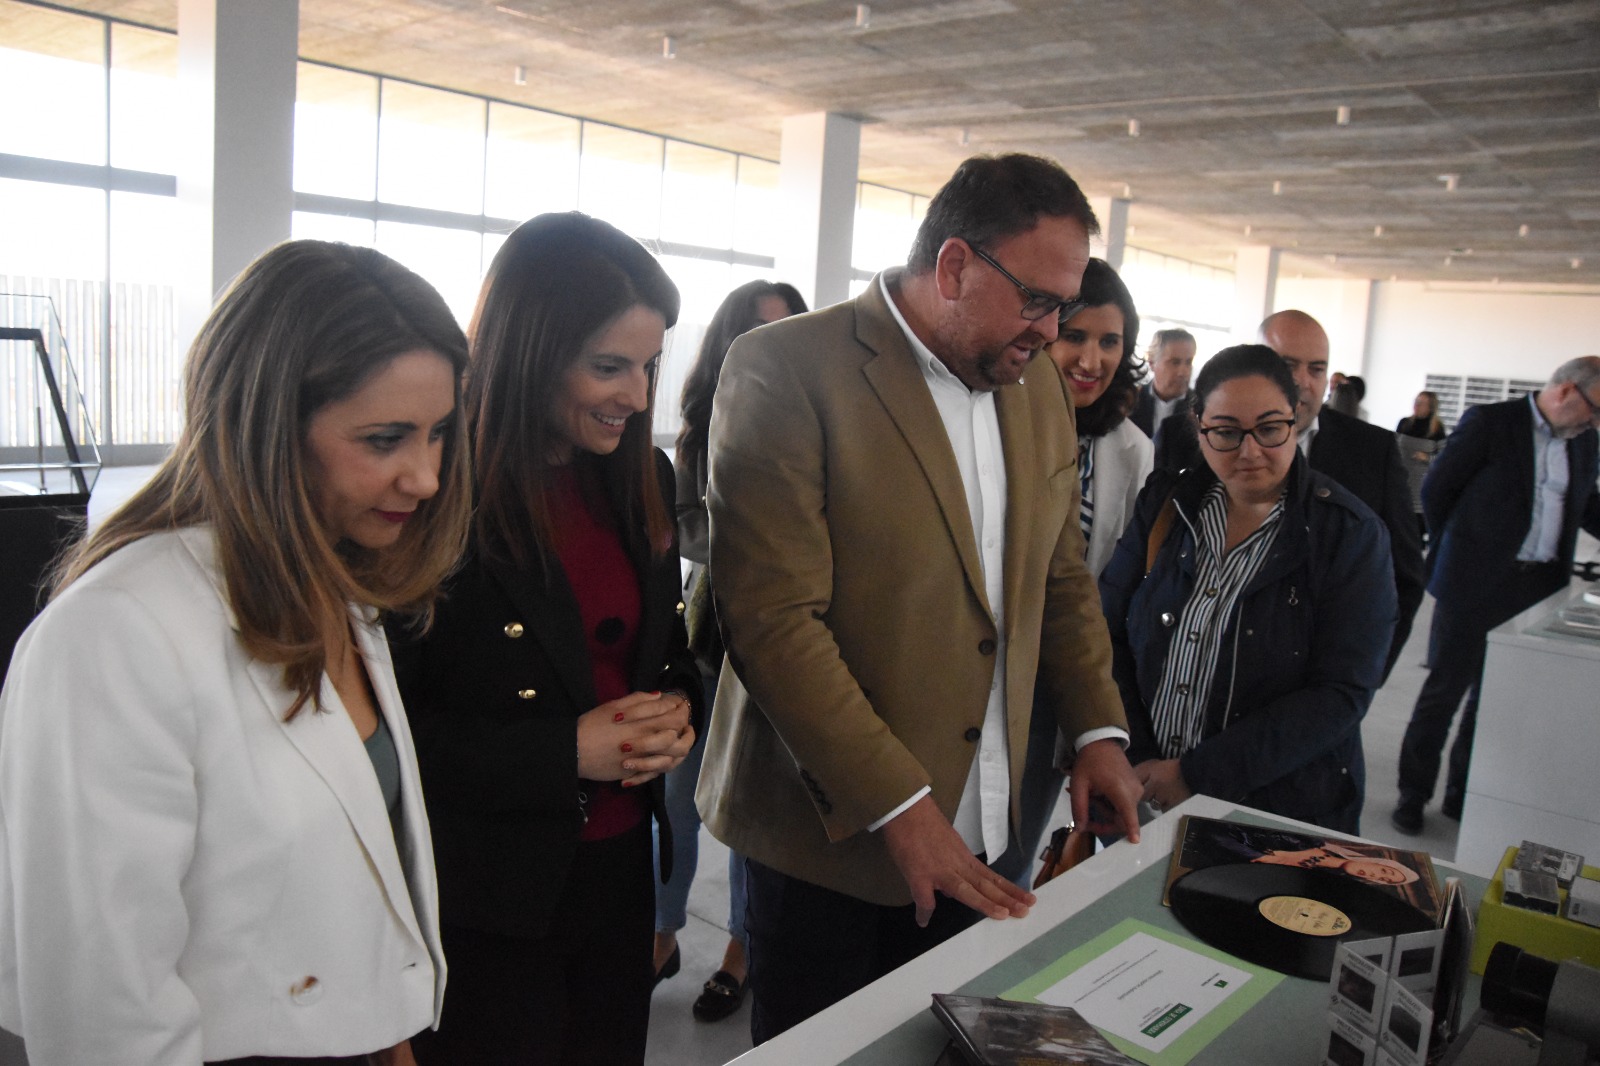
xmin=1148 ymin=483 xmax=1286 ymax=760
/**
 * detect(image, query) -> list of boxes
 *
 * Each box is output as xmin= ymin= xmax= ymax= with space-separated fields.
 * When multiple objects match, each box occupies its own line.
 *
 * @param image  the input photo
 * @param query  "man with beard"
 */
xmin=1393 ymin=357 xmax=1600 ymax=834
xmin=697 ymin=154 xmax=1142 ymax=1043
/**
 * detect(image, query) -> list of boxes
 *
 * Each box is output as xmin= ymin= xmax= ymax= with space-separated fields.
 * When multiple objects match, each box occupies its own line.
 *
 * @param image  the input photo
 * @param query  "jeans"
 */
xmin=652 ymin=670 xmax=747 ymax=944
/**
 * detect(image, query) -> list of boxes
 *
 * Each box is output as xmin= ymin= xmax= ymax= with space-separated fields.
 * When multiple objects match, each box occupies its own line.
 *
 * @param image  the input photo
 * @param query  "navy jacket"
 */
xmin=1423 ymin=396 xmax=1600 ymax=627
xmin=1099 ymin=454 xmax=1397 ymax=833
xmin=389 ymin=449 xmax=701 ymax=939
xmin=1143 ymin=407 xmax=1424 ymax=679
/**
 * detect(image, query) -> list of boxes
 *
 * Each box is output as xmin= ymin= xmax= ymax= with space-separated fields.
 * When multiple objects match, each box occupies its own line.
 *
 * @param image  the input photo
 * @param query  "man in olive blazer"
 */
xmin=697 ymin=155 xmax=1140 ymax=1043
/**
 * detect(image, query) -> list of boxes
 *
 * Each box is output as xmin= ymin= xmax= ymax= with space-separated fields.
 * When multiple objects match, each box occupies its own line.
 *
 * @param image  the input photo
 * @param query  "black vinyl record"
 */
xmin=1169 ymin=864 xmax=1433 ymax=981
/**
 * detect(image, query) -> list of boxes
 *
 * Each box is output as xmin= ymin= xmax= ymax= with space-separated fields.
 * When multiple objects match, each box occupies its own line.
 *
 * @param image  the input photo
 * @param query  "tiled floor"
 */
xmin=73 ymin=467 xmax=1560 ymax=1066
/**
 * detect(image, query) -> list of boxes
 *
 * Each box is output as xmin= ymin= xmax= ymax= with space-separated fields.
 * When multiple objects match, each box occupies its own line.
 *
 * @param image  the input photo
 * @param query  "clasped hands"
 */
xmin=576 ymin=690 xmax=694 ymax=787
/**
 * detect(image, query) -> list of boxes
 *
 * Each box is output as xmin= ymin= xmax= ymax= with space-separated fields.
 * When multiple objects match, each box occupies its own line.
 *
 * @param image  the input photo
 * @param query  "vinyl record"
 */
xmin=1169 ymin=864 xmax=1433 ymax=980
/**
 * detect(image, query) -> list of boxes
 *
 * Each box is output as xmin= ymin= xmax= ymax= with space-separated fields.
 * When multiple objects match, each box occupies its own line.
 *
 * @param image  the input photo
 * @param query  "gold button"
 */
xmin=504 ymin=622 xmax=524 ymax=638
xmin=675 ymin=601 xmax=686 ymax=615
xmin=517 ymin=688 xmax=537 ymax=700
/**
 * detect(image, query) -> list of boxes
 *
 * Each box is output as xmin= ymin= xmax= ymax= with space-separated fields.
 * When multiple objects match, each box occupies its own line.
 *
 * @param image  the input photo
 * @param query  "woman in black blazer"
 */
xmin=393 ymin=212 xmax=699 ymax=1065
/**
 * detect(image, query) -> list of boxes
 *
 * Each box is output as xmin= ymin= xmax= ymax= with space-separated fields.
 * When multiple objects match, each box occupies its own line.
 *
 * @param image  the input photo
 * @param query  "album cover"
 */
xmin=1163 ymin=815 xmax=1442 ymax=922
xmin=930 ymin=994 xmax=1138 ymax=1065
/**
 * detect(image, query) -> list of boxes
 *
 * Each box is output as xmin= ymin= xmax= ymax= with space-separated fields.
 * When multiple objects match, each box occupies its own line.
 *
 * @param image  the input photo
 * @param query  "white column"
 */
xmin=777 ymin=112 xmax=861 ymax=310
xmin=1233 ymin=244 xmax=1280 ymax=341
xmin=177 ymin=0 xmax=298 ymax=345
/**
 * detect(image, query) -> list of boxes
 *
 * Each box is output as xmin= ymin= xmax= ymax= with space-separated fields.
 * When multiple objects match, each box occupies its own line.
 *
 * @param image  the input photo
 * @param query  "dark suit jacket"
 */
xmin=390 ymin=449 xmax=700 ymax=939
xmin=1308 ymin=407 xmax=1426 ymax=675
xmin=1423 ymin=396 xmax=1600 ymax=627
xmin=1130 ymin=385 xmax=1190 ymax=438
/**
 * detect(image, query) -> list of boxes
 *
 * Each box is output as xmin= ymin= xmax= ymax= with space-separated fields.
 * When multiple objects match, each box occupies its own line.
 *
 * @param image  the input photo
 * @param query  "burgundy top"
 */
xmin=548 ymin=464 xmax=649 ymax=840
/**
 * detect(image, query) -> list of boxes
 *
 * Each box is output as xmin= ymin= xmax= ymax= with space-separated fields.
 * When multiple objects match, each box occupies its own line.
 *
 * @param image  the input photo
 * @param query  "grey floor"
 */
xmin=74 ymin=466 xmax=1468 ymax=1066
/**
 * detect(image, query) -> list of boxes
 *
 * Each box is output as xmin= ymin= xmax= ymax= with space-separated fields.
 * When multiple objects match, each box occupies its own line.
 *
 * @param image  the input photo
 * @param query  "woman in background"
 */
xmin=396 ymin=212 xmax=698 ymax=1065
xmin=0 ymin=240 xmax=470 ymax=1065
xmin=1396 ymin=390 xmax=1447 ymax=539
xmin=1099 ymin=345 xmax=1396 ymax=835
xmin=654 ymin=279 xmax=796 ymax=1022
xmin=1009 ymin=258 xmax=1152 ymax=883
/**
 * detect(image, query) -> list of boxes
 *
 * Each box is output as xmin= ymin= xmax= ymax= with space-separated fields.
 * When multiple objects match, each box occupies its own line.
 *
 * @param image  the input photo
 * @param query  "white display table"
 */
xmin=726 ymin=795 xmax=1475 ymax=1066
xmin=1456 ymin=581 xmax=1600 ymax=877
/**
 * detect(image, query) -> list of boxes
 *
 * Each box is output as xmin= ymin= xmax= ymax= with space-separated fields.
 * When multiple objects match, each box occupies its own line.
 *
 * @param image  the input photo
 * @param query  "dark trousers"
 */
xmin=743 ymin=856 xmax=984 ymax=1045
xmin=208 ymin=1049 xmax=372 ymax=1056
xmin=1398 ymin=564 xmax=1563 ymax=806
xmin=412 ymin=822 xmax=655 ymax=1066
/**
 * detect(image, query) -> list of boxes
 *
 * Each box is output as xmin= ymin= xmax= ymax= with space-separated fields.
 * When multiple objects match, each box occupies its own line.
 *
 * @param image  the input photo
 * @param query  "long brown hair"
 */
xmin=676 ymin=279 xmax=784 ymax=477
xmin=467 ymin=212 xmax=680 ymax=568
xmin=52 ymin=240 xmax=472 ymax=718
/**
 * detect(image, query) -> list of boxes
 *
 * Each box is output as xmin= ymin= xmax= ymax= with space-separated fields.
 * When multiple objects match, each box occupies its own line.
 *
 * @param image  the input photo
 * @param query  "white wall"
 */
xmin=1272 ymin=276 xmax=1373 ymax=379
xmin=1364 ymin=282 xmax=1600 ymax=430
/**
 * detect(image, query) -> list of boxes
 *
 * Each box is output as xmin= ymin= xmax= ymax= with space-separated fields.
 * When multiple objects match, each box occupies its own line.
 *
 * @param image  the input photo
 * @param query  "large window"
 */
xmin=1 ymin=0 xmax=924 ymax=453
xmin=1118 ymin=247 xmax=1235 ymax=366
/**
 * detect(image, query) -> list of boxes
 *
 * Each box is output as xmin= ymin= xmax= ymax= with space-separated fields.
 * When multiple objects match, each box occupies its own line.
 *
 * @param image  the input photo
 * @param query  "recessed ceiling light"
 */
xmin=1574 ymin=258 xmax=1585 ymax=269
xmin=1518 ymin=224 xmax=1530 ymax=237
xmin=1438 ymin=174 xmax=1459 ymax=192
xmin=1373 ymin=224 xmax=1384 ymax=237
xmin=1128 ymin=119 xmax=1141 ymax=137
xmin=1272 ymin=180 xmax=1282 ymax=195
xmin=1336 ymin=105 xmax=1351 ymax=126
xmin=1444 ymin=255 xmax=1453 ymax=266
xmin=513 ymin=65 xmax=527 ymax=85
xmin=856 ymin=4 xmax=871 ymax=29
xmin=662 ymin=35 xmax=676 ymax=59
xmin=1122 ymin=183 xmax=1132 ymax=198
xmin=1244 ymin=224 xmax=1252 ymax=237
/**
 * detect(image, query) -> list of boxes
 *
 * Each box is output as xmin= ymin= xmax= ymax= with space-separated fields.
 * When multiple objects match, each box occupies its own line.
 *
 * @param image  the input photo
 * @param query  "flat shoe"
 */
xmin=692 ymin=969 xmax=746 ymax=1022
xmin=653 ymin=944 xmax=680 ymax=988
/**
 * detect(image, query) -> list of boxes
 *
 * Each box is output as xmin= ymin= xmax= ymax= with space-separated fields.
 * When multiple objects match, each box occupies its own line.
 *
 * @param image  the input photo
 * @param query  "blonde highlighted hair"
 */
xmin=52 ymin=240 xmax=472 ymax=718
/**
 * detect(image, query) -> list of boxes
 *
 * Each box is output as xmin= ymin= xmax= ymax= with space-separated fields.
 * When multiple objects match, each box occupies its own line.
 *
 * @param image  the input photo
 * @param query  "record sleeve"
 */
xmin=1169 ymin=864 xmax=1434 ymax=981
xmin=930 ymin=994 xmax=1138 ymax=1065
xmin=1163 ymin=815 xmax=1442 ymax=923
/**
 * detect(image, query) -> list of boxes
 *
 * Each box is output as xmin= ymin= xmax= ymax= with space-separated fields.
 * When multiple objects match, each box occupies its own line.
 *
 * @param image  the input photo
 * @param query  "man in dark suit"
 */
xmin=1391 ymin=357 xmax=1600 ymax=834
xmin=1260 ymin=310 xmax=1426 ymax=677
xmin=1130 ymin=328 xmax=1196 ymax=438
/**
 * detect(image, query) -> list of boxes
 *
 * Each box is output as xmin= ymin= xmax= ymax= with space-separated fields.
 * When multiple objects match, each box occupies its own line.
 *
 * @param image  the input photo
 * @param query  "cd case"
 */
xmin=1163 ymin=815 xmax=1443 ymax=923
xmin=930 ymin=994 xmax=1137 ymax=1065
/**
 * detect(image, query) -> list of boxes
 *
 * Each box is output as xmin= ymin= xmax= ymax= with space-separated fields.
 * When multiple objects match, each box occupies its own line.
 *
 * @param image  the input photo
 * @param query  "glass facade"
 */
xmin=1 ymin=0 xmax=1232 ymax=451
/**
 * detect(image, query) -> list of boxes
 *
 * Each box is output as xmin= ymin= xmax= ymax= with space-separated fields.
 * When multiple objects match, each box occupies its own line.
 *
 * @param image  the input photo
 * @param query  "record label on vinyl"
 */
xmin=1258 ymin=895 xmax=1351 ymax=936
xmin=1170 ymin=864 xmax=1432 ymax=980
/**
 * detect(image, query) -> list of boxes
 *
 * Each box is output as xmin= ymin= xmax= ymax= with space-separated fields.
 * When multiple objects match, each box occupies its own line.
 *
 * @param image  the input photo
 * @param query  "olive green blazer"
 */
xmin=696 ymin=274 xmax=1126 ymax=906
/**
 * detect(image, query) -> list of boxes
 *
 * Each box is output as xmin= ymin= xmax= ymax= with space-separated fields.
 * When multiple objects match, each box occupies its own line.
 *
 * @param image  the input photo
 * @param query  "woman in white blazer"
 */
xmin=1006 ymin=257 xmax=1152 ymax=884
xmin=0 ymin=241 xmax=472 ymax=1066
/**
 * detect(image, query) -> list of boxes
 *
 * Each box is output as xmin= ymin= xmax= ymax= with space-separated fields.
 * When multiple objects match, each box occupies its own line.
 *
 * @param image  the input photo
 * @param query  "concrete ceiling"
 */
xmin=49 ymin=0 xmax=1600 ymax=284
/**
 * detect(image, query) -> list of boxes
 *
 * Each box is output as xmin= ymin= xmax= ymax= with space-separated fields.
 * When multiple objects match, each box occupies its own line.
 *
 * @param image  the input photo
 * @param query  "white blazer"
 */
xmin=0 ymin=528 xmax=444 ymax=1065
xmin=1085 ymin=419 xmax=1155 ymax=579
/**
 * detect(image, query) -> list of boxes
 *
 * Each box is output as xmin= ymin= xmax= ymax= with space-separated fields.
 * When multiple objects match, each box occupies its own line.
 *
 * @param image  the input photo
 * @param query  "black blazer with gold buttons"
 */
xmin=389 ymin=448 xmax=700 ymax=939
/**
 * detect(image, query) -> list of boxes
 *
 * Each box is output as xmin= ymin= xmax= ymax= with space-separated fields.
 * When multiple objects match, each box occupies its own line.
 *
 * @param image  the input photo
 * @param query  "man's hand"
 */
xmin=1068 ymin=738 xmax=1142 ymax=842
xmin=879 ymin=795 xmax=1034 ymax=927
xmin=1133 ymin=758 xmax=1193 ymax=812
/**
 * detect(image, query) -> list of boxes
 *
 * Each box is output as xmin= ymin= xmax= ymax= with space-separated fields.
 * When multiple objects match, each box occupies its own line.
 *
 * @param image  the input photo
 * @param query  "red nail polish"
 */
xmin=621 ymin=743 xmax=633 ymax=753
xmin=614 ymin=712 xmax=626 ymax=722
xmin=621 ymin=780 xmax=634 ymax=788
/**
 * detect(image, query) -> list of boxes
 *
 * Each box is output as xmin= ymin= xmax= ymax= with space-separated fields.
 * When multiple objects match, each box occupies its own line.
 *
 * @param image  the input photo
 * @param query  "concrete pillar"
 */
xmin=777 ymin=112 xmax=861 ymax=310
xmin=1099 ymin=197 xmax=1130 ymax=271
xmin=1233 ymin=244 xmax=1280 ymax=341
xmin=177 ymin=0 xmax=298 ymax=345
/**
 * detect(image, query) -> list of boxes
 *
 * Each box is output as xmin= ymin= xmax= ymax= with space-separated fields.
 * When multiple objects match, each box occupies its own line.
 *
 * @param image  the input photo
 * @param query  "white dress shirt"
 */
xmin=1518 ymin=393 xmax=1569 ymax=562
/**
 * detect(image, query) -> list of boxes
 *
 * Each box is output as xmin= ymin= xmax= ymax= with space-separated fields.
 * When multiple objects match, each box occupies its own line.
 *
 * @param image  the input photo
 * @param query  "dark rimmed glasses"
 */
xmin=968 ymin=245 xmax=1083 ymax=326
xmin=1198 ymin=419 xmax=1296 ymax=452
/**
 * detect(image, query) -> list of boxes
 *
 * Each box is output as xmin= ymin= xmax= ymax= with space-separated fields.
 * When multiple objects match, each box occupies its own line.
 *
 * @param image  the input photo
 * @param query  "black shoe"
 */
xmin=692 ymin=969 xmax=746 ymax=1022
xmin=1442 ymin=795 xmax=1463 ymax=821
xmin=653 ymin=944 xmax=680 ymax=988
xmin=1391 ymin=801 xmax=1424 ymax=836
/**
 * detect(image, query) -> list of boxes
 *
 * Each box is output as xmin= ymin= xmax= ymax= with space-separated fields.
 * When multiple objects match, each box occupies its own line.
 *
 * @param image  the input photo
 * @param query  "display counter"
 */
xmin=727 ymin=795 xmax=1481 ymax=1066
xmin=1457 ymin=581 xmax=1600 ymax=877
